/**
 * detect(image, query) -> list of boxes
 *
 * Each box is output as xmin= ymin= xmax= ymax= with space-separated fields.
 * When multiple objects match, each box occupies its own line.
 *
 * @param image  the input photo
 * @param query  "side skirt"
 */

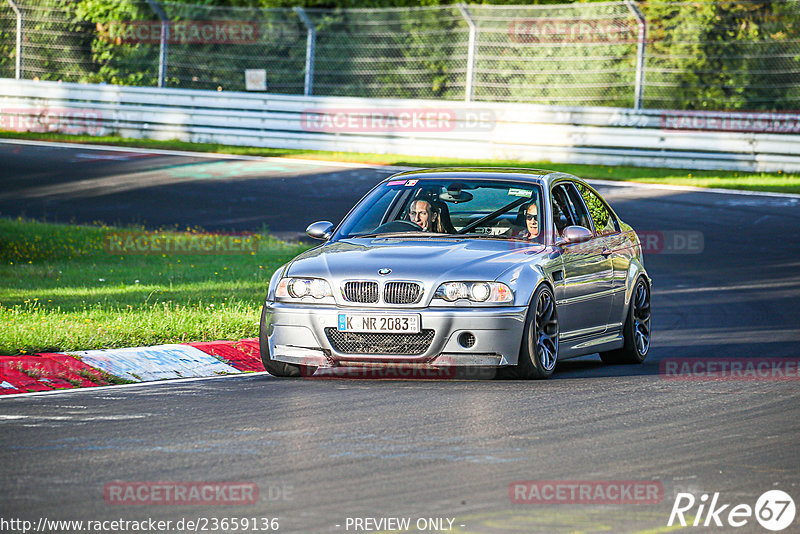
xmin=557 ymin=330 xmax=624 ymax=360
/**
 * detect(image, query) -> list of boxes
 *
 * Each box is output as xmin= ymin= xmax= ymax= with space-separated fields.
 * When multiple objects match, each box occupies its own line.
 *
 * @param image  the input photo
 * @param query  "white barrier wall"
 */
xmin=1 ymin=79 xmax=799 ymax=172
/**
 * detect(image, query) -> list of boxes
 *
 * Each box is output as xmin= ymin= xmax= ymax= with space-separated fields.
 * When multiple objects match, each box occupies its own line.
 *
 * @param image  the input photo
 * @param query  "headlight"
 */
xmin=434 ymin=282 xmax=513 ymax=303
xmin=276 ymin=277 xmax=333 ymax=302
xmin=470 ymin=282 xmax=491 ymax=302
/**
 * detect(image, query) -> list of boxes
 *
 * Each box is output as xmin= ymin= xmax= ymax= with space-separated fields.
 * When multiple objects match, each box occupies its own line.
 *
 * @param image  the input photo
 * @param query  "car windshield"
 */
xmin=336 ymin=178 xmax=544 ymax=240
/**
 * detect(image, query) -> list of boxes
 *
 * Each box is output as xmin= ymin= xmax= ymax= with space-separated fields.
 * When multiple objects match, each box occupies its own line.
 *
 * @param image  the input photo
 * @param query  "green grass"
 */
xmin=2 ymin=130 xmax=799 ymax=194
xmin=0 ymin=218 xmax=311 ymax=356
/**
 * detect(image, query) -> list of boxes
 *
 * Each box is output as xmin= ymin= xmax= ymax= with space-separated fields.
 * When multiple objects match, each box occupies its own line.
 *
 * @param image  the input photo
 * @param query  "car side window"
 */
xmin=562 ymin=183 xmax=593 ymax=231
xmin=552 ymin=183 xmax=592 ymax=236
xmin=577 ymin=184 xmax=619 ymax=236
xmin=550 ymin=186 xmax=574 ymax=237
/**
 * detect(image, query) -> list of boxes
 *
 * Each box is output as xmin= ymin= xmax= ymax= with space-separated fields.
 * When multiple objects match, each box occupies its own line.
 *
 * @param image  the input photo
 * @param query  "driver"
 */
xmin=408 ymin=199 xmax=443 ymax=232
xmin=519 ymin=201 xmax=541 ymax=242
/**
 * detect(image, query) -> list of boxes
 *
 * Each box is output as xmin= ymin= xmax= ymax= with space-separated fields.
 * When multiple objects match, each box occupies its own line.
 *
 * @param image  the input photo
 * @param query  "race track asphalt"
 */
xmin=0 ymin=141 xmax=396 ymax=237
xmin=1 ymin=140 xmax=799 ymax=533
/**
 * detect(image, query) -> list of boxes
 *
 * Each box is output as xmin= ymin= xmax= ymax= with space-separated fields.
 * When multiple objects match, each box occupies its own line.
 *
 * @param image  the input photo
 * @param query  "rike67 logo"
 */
xmin=669 ymin=490 xmax=796 ymax=531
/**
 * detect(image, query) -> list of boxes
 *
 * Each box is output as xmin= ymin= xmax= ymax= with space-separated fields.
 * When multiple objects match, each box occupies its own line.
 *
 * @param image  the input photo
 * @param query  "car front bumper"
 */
xmin=263 ymin=302 xmax=528 ymax=368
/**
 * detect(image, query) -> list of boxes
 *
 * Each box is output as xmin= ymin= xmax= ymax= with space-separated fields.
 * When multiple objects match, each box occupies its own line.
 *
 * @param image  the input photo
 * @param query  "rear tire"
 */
xmin=502 ymin=284 xmax=559 ymax=380
xmin=259 ymin=303 xmax=316 ymax=377
xmin=600 ymin=277 xmax=651 ymax=364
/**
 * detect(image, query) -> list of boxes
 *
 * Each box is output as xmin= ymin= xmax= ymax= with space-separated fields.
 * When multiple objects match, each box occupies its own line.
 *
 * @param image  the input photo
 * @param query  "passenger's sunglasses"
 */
xmin=525 ymin=214 xmax=538 ymax=223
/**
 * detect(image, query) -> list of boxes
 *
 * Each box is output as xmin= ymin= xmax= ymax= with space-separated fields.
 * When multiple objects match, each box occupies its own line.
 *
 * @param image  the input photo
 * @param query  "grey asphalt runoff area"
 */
xmin=1 ymin=141 xmax=800 ymax=533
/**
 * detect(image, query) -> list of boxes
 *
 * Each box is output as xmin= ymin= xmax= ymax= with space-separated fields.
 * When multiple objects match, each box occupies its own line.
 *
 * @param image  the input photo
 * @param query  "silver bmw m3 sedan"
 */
xmin=260 ymin=168 xmax=651 ymax=379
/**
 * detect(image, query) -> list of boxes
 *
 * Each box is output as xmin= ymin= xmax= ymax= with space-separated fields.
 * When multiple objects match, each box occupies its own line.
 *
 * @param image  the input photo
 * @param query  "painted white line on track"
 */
xmin=1 ymin=138 xmax=798 ymax=198
xmin=0 ymin=414 xmax=148 ymax=421
xmin=0 ymin=371 xmax=274 ymax=401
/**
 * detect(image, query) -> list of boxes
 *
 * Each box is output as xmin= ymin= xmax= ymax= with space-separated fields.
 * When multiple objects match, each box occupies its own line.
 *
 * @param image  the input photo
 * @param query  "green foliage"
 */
xmin=310 ymin=7 xmax=466 ymax=99
xmin=0 ymin=3 xmax=16 ymax=79
xmin=471 ymin=2 xmax=639 ymax=106
xmin=72 ymin=0 xmax=159 ymax=85
xmin=645 ymin=0 xmax=800 ymax=110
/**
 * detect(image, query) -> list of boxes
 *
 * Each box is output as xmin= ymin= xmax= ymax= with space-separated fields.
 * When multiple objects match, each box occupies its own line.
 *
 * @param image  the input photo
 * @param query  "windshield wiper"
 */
xmin=351 ymin=232 xmax=450 ymax=239
xmin=453 ymin=233 xmax=514 ymax=239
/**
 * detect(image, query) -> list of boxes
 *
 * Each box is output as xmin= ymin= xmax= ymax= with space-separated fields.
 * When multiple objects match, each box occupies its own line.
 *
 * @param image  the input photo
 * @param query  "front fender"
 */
xmin=496 ymin=247 xmax=564 ymax=309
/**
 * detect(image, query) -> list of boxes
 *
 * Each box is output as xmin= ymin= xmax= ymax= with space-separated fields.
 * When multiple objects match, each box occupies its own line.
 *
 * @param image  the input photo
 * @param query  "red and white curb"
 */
xmin=0 ymin=339 xmax=263 ymax=396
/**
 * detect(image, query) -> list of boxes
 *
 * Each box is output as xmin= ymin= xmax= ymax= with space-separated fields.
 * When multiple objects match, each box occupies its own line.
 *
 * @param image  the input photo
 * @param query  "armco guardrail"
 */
xmin=1 ymin=79 xmax=799 ymax=172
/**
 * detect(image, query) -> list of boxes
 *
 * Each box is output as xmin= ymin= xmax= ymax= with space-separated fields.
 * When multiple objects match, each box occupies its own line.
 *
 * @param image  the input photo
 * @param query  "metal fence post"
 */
xmin=625 ymin=0 xmax=646 ymax=110
xmin=457 ymin=4 xmax=477 ymax=103
xmin=145 ymin=0 xmax=168 ymax=88
xmin=6 ymin=0 xmax=22 ymax=79
xmin=294 ymin=7 xmax=316 ymax=96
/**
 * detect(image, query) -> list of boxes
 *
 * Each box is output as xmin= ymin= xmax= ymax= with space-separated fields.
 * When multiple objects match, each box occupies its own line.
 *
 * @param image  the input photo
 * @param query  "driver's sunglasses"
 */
xmin=525 ymin=214 xmax=539 ymax=223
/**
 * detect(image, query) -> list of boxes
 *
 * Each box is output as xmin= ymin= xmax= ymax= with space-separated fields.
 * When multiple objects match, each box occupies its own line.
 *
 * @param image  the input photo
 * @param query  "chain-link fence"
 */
xmin=1 ymin=0 xmax=799 ymax=111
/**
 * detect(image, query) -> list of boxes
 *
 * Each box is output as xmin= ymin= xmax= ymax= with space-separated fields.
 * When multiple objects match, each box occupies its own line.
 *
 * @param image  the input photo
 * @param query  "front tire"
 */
xmin=504 ymin=284 xmax=559 ymax=380
xmin=600 ymin=277 xmax=651 ymax=364
xmin=259 ymin=303 xmax=315 ymax=377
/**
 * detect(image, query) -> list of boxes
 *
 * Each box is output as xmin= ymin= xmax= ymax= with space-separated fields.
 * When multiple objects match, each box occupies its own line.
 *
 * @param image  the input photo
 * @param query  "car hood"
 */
xmin=286 ymin=237 xmax=547 ymax=284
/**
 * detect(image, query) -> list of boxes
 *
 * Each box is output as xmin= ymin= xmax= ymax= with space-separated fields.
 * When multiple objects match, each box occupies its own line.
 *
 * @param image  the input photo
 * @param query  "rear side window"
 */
xmin=577 ymin=184 xmax=619 ymax=236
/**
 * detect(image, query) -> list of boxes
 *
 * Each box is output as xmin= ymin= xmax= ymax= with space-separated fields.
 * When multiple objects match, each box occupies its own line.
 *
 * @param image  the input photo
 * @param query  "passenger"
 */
xmin=519 ymin=202 xmax=541 ymax=242
xmin=408 ymin=199 xmax=444 ymax=232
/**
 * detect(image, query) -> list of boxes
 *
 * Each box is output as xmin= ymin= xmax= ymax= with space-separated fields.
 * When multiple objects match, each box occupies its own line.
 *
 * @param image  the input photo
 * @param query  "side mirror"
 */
xmin=306 ymin=221 xmax=335 ymax=240
xmin=555 ymin=225 xmax=593 ymax=246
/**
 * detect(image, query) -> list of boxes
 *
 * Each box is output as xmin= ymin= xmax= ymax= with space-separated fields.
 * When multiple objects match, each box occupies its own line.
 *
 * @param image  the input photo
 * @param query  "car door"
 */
xmin=576 ymin=182 xmax=630 ymax=332
xmin=552 ymin=182 xmax=615 ymax=338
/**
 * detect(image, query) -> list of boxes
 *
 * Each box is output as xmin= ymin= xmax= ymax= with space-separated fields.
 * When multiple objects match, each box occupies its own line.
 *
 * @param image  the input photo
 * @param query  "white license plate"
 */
xmin=338 ymin=314 xmax=420 ymax=334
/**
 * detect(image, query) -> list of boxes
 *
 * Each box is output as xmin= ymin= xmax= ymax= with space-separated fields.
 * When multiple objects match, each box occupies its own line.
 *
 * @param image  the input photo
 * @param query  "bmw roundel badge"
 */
xmin=378 ymin=268 xmax=392 ymax=275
